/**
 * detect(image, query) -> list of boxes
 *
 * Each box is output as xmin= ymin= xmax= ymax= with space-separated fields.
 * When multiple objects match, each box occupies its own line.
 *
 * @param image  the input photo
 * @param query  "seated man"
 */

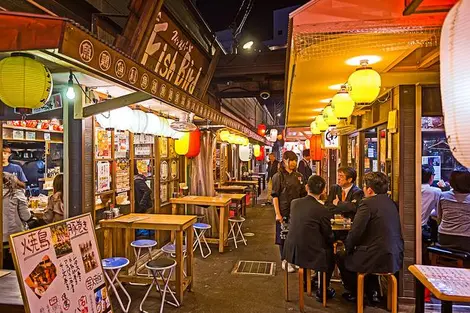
xmin=325 ymin=167 xmax=364 ymax=220
xmin=337 ymin=172 xmax=404 ymax=303
xmin=421 ymin=164 xmax=441 ymax=245
xmin=283 ymin=175 xmax=335 ymax=301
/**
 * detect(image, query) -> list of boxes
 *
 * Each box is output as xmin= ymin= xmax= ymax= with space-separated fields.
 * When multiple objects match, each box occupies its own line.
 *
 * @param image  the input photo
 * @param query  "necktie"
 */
xmin=342 ymin=190 xmax=346 ymax=201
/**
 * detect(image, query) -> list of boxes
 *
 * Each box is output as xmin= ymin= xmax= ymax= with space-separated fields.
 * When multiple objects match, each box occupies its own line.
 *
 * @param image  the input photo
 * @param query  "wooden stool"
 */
xmin=428 ymin=246 xmax=470 ymax=268
xmin=357 ymin=273 xmax=397 ymax=313
xmin=284 ymin=267 xmax=327 ymax=312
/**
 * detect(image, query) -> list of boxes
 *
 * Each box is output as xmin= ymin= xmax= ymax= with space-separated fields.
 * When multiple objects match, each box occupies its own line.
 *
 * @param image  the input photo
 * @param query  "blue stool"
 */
xmin=139 ymin=258 xmax=180 ymax=313
xmin=228 ymin=216 xmax=247 ymax=249
xmin=102 ymin=257 xmax=131 ymax=313
xmin=161 ymin=242 xmax=187 ymax=276
xmin=130 ymin=239 xmax=157 ymax=279
xmin=193 ymin=223 xmax=212 ymax=258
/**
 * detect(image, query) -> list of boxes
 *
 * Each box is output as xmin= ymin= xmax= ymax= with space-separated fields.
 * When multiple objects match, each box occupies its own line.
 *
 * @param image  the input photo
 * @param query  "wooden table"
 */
xmin=410 ymin=265 xmax=470 ymax=313
xmin=224 ymin=180 xmax=259 ymax=206
xmin=0 ymin=270 xmax=24 ymax=313
xmin=215 ymin=185 xmax=248 ymax=194
xmin=218 ymin=193 xmax=247 ymax=216
xmin=170 ymin=196 xmax=231 ymax=253
xmin=249 ymin=173 xmax=266 ymax=191
xmin=100 ymin=213 xmax=196 ymax=304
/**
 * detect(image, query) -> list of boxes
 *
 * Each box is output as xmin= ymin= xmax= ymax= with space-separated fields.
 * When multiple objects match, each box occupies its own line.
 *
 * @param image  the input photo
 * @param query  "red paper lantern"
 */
xmin=257 ymin=124 xmax=267 ymax=136
xmin=186 ymin=129 xmax=201 ymax=158
xmin=255 ymin=146 xmax=265 ymax=161
xmin=310 ymin=135 xmax=322 ymax=161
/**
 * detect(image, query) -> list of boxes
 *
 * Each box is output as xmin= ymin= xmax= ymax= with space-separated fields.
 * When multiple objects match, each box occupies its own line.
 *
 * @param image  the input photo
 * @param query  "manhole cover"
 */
xmin=232 ymin=260 xmax=276 ymax=276
xmin=244 ymin=232 xmax=255 ymax=237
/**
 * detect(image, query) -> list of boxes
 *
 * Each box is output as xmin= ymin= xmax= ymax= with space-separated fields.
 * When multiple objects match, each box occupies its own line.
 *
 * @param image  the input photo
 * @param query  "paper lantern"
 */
xmin=130 ymin=110 xmax=148 ymax=133
xmin=440 ymin=0 xmax=470 ymax=167
xmin=323 ymin=104 xmax=339 ymax=126
xmin=269 ymin=129 xmax=278 ymax=142
xmin=348 ymin=60 xmax=381 ymax=103
xmin=257 ymin=124 xmax=267 ymax=136
xmin=310 ymin=135 xmax=322 ymax=161
xmin=0 ymin=54 xmax=53 ymax=111
xmin=277 ymin=134 xmax=283 ymax=141
xmin=227 ymin=134 xmax=236 ymax=144
xmin=310 ymin=121 xmax=321 ymax=135
xmin=143 ymin=113 xmax=159 ymax=134
xmin=175 ymin=132 xmax=190 ymax=155
xmin=110 ymin=107 xmax=133 ymax=131
xmin=332 ymin=85 xmax=355 ymax=118
xmin=253 ymin=144 xmax=261 ymax=157
xmin=220 ymin=130 xmax=230 ymax=142
xmin=186 ymin=129 xmax=201 ymax=158
xmin=305 ymin=139 xmax=310 ymax=149
xmin=161 ymin=118 xmax=172 ymax=137
xmin=239 ymin=145 xmax=251 ymax=161
xmin=315 ymin=115 xmax=329 ymax=132
xmin=96 ymin=112 xmax=112 ymax=129
xmin=256 ymin=146 xmax=265 ymax=161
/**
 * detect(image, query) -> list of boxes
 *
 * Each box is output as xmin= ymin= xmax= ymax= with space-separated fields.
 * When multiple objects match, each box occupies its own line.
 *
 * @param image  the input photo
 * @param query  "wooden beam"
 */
xmin=199 ymin=47 xmax=221 ymax=100
xmin=418 ymin=48 xmax=440 ymax=69
xmin=383 ymin=47 xmax=420 ymax=73
xmin=82 ymin=91 xmax=152 ymax=117
xmin=403 ymin=0 xmax=425 ymax=16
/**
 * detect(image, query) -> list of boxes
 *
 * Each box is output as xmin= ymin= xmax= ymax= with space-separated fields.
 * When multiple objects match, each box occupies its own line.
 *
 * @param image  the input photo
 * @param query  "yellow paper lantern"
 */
xmin=175 ymin=132 xmax=190 ymax=155
xmin=323 ymin=104 xmax=339 ymax=126
xmin=332 ymin=85 xmax=355 ymax=118
xmin=0 ymin=54 xmax=53 ymax=111
xmin=347 ymin=60 xmax=381 ymax=103
xmin=310 ymin=121 xmax=321 ymax=135
xmin=220 ymin=130 xmax=230 ymax=142
xmin=315 ymin=115 xmax=329 ymax=132
xmin=227 ymin=134 xmax=236 ymax=144
xmin=253 ymin=144 xmax=261 ymax=157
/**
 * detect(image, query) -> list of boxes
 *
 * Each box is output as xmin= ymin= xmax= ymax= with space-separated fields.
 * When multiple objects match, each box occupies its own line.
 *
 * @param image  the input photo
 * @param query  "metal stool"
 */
xmin=102 ymin=257 xmax=131 ymax=313
xmin=139 ymin=258 xmax=180 ymax=313
xmin=193 ymin=223 xmax=212 ymax=258
xmin=161 ymin=242 xmax=187 ymax=276
xmin=130 ymin=239 xmax=157 ymax=279
xmin=228 ymin=216 xmax=247 ymax=248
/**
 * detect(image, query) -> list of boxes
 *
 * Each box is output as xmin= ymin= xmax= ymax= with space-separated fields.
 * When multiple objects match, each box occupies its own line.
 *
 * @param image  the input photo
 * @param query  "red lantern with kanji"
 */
xmin=255 ymin=145 xmax=265 ymax=161
xmin=186 ymin=129 xmax=201 ymax=158
xmin=257 ymin=124 xmax=267 ymax=136
xmin=310 ymin=135 xmax=322 ymax=161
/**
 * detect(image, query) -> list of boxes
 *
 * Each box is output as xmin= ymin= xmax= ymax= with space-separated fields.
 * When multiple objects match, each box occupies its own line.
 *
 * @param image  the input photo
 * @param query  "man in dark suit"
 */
xmin=337 ymin=172 xmax=404 ymax=303
xmin=297 ymin=149 xmax=313 ymax=184
xmin=325 ymin=167 xmax=364 ymax=219
xmin=266 ymin=153 xmax=279 ymax=205
xmin=283 ymin=175 xmax=336 ymax=301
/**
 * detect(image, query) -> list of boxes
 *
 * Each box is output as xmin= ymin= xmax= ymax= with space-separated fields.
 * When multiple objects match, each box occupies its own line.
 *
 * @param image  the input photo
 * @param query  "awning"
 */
xmin=0 ymin=11 xmax=269 ymax=145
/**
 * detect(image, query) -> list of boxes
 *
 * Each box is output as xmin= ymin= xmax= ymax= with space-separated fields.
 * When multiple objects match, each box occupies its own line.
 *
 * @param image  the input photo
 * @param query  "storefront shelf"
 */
xmin=3 ymin=138 xmax=63 ymax=144
xmin=3 ymin=125 xmax=64 ymax=134
xmin=95 ymin=190 xmax=114 ymax=197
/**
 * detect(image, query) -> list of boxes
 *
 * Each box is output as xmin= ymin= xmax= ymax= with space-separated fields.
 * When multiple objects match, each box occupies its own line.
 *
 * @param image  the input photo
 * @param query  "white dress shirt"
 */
xmin=421 ymin=184 xmax=441 ymax=226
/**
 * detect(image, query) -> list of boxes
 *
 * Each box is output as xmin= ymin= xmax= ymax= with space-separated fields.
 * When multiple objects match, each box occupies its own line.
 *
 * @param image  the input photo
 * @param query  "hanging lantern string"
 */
xmin=70 ymin=72 xmax=94 ymax=103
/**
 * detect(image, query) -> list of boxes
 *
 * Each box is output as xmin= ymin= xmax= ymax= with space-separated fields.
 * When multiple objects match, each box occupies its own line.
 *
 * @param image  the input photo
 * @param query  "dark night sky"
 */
xmin=194 ymin=0 xmax=308 ymax=41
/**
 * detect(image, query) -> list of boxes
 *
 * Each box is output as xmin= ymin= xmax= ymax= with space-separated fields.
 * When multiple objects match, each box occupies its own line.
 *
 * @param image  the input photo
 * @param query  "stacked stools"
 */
xmin=357 ymin=273 xmax=398 ymax=313
xmin=228 ymin=216 xmax=247 ymax=249
xmin=193 ymin=223 xmax=212 ymax=258
xmin=130 ymin=239 xmax=157 ymax=282
xmin=102 ymin=257 xmax=132 ymax=313
xmin=139 ymin=258 xmax=180 ymax=313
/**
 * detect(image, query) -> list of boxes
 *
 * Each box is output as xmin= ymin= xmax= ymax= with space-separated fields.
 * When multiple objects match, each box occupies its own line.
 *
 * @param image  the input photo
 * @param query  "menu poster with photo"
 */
xmin=97 ymin=161 xmax=111 ymax=193
xmin=95 ymin=129 xmax=111 ymax=158
xmin=114 ymin=131 xmax=129 ymax=159
xmin=9 ymin=214 xmax=113 ymax=313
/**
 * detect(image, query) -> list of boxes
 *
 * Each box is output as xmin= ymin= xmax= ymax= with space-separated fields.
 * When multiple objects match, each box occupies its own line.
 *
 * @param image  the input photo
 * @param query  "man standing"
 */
xmin=421 ymin=164 xmax=441 ymax=242
xmin=266 ymin=153 xmax=279 ymax=205
xmin=297 ymin=149 xmax=313 ymax=184
xmin=337 ymin=172 xmax=404 ymax=303
xmin=3 ymin=145 xmax=27 ymax=188
xmin=272 ymin=151 xmax=306 ymax=272
xmin=325 ymin=167 xmax=363 ymax=219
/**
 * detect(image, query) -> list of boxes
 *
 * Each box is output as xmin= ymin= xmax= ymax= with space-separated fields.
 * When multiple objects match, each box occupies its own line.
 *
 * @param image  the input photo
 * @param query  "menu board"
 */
xmin=159 ymin=137 xmax=168 ymax=158
xmin=9 ymin=214 xmax=112 ymax=313
xmin=114 ymin=131 xmax=129 ymax=159
xmin=115 ymin=159 xmax=130 ymax=191
xmin=96 ymin=161 xmax=111 ymax=193
xmin=95 ymin=129 xmax=111 ymax=158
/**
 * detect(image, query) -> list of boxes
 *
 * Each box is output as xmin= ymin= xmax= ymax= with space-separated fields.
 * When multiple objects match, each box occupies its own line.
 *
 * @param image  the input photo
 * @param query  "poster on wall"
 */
xmin=422 ymin=156 xmax=442 ymax=181
xmin=115 ymin=131 xmax=129 ymax=159
xmin=9 ymin=214 xmax=112 ymax=313
xmin=95 ymin=129 xmax=111 ymax=158
xmin=96 ymin=161 xmax=111 ymax=193
xmin=159 ymin=137 xmax=168 ymax=158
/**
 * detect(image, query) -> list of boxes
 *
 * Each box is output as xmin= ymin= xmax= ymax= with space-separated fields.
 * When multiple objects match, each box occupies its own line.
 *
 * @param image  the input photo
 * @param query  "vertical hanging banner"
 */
xmin=9 ymin=214 xmax=112 ymax=313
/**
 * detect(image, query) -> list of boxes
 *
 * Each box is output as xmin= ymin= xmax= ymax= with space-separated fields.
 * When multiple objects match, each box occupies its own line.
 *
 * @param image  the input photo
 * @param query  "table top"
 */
xmin=332 ymin=224 xmax=351 ymax=231
xmin=215 ymin=185 xmax=249 ymax=191
xmin=100 ymin=213 xmax=197 ymax=231
xmin=170 ymin=196 xmax=231 ymax=206
xmin=225 ymin=180 xmax=258 ymax=186
xmin=0 ymin=270 xmax=23 ymax=307
xmin=218 ymin=193 xmax=247 ymax=201
xmin=409 ymin=265 xmax=470 ymax=302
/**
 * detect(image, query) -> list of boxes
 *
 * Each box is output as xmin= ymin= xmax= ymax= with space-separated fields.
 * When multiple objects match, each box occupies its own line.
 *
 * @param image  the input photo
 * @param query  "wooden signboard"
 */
xmin=9 ymin=214 xmax=112 ymax=313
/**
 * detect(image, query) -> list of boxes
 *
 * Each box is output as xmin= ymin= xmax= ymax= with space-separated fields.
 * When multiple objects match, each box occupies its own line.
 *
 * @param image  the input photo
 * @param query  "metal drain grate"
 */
xmin=232 ymin=260 xmax=276 ymax=276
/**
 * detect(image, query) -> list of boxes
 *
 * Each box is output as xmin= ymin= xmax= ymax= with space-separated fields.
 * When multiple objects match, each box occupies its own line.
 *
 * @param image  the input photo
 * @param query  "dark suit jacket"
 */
xmin=283 ymin=195 xmax=334 ymax=271
xmin=297 ymin=159 xmax=313 ymax=184
xmin=325 ymin=184 xmax=364 ymax=219
xmin=267 ymin=160 xmax=279 ymax=181
xmin=344 ymin=194 xmax=404 ymax=274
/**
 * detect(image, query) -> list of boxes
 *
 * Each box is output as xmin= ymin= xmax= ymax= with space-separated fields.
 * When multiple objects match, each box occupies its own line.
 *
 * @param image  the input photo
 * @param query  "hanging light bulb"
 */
xmin=323 ymin=103 xmax=339 ymax=126
xmin=347 ymin=59 xmax=381 ymax=103
xmin=310 ymin=121 xmax=321 ymax=135
xmin=315 ymin=114 xmax=329 ymax=132
xmin=332 ymin=84 xmax=355 ymax=118
xmin=66 ymin=71 xmax=75 ymax=100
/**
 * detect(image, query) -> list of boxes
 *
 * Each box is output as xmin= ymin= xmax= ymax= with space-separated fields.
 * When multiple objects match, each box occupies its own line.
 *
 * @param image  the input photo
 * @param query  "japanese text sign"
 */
xmin=9 ymin=214 xmax=112 ymax=313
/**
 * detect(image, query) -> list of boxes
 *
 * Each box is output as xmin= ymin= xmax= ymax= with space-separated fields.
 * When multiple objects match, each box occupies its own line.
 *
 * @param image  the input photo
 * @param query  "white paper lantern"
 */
xmin=269 ymin=129 xmax=278 ymax=142
xmin=110 ymin=106 xmax=133 ymax=131
xmin=144 ymin=113 xmax=160 ymax=135
xmin=441 ymin=0 xmax=470 ymax=167
xmin=95 ymin=112 xmax=111 ymax=129
xmin=239 ymin=145 xmax=251 ymax=161
xmin=161 ymin=118 xmax=171 ymax=137
xmin=130 ymin=110 xmax=148 ymax=133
